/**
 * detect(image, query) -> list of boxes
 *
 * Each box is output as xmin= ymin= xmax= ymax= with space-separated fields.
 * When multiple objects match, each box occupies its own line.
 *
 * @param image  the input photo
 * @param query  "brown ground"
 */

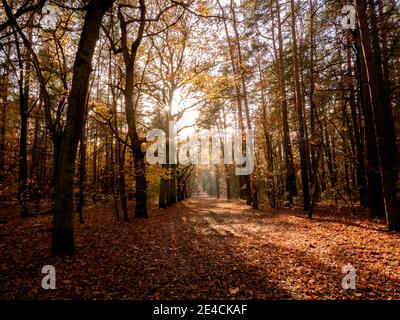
xmin=1 ymin=195 xmax=400 ymax=299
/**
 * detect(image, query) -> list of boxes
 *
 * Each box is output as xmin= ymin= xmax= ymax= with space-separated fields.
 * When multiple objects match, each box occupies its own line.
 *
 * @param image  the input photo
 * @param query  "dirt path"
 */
xmin=1 ymin=195 xmax=400 ymax=299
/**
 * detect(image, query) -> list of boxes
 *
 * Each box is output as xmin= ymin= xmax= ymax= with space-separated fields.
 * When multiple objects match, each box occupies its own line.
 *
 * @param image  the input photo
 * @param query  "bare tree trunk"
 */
xmin=119 ymin=142 xmax=129 ymax=222
xmin=216 ymin=165 xmax=221 ymax=199
xmin=346 ymin=37 xmax=367 ymax=207
xmin=77 ymin=125 xmax=87 ymax=224
xmin=119 ymin=0 xmax=148 ymax=219
xmin=170 ymin=166 xmax=177 ymax=204
xmin=0 ymin=61 xmax=9 ymax=183
xmin=92 ymin=121 xmax=98 ymax=203
xmin=51 ymin=0 xmax=115 ymax=255
xmin=159 ymin=172 xmax=168 ymax=209
xmin=110 ymin=57 xmax=129 ymax=221
xmin=30 ymin=109 xmax=40 ymax=181
xmin=275 ymin=0 xmax=297 ymax=204
xmin=217 ymin=0 xmax=251 ymax=205
xmin=356 ymin=0 xmax=400 ymax=230
xmin=13 ymin=27 xmax=30 ymax=217
xmin=230 ymin=1 xmax=253 ymax=207
xmin=290 ymin=0 xmax=311 ymax=213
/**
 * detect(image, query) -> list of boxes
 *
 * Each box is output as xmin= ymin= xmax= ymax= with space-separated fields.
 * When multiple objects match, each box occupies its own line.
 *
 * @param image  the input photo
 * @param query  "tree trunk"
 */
xmin=275 ymin=0 xmax=297 ymax=204
xmin=159 ymin=173 xmax=168 ymax=209
xmin=356 ymin=0 xmax=400 ymax=230
xmin=77 ymin=125 xmax=87 ymax=224
xmin=216 ymin=165 xmax=221 ymax=199
xmin=15 ymin=28 xmax=30 ymax=218
xmin=0 ymin=62 xmax=8 ymax=183
xmin=30 ymin=110 xmax=40 ymax=181
xmin=346 ymin=38 xmax=367 ymax=207
xmin=291 ymin=0 xmax=311 ymax=213
xmin=51 ymin=0 xmax=115 ymax=255
xmin=119 ymin=0 xmax=148 ymax=219
xmin=170 ymin=166 xmax=177 ymax=204
xmin=119 ymin=143 xmax=129 ymax=222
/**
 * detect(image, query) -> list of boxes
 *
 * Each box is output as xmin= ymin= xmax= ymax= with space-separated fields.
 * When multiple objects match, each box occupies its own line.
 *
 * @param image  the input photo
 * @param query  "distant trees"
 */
xmin=244 ymin=1 xmax=400 ymax=230
xmin=227 ymin=0 xmax=400 ymax=228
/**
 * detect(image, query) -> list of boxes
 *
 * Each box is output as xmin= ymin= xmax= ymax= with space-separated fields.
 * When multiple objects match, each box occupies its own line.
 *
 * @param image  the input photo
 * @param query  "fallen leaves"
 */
xmin=1 ymin=197 xmax=400 ymax=300
xmin=229 ymin=288 xmax=240 ymax=295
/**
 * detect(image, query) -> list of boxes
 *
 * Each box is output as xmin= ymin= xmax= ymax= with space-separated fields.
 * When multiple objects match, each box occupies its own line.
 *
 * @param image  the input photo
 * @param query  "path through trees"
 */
xmin=1 ymin=196 xmax=400 ymax=299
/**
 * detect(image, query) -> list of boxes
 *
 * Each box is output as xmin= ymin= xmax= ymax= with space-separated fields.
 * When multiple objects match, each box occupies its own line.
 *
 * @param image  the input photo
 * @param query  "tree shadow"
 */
xmin=177 ymin=197 xmax=400 ymax=299
xmin=176 ymin=211 xmax=348 ymax=299
xmin=272 ymin=207 xmax=393 ymax=234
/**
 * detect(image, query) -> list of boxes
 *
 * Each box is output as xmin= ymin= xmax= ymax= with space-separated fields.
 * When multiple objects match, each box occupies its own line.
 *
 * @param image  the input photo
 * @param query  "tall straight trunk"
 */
xmin=225 ymin=168 xmax=232 ymax=200
xmin=110 ymin=137 xmax=120 ymax=221
xmin=159 ymin=120 xmax=168 ymax=208
xmin=51 ymin=0 xmax=115 ymax=255
xmin=274 ymin=0 xmax=297 ymax=203
xmin=356 ymin=0 xmax=400 ymax=230
xmin=264 ymin=128 xmax=277 ymax=208
xmin=0 ymin=64 xmax=8 ymax=183
xmin=356 ymin=45 xmax=385 ymax=218
xmin=376 ymin=0 xmax=390 ymax=89
xmin=111 ymin=85 xmax=128 ymax=221
xmin=124 ymin=82 xmax=148 ymax=218
xmin=166 ymin=165 xmax=172 ymax=207
xmin=346 ymin=38 xmax=367 ymax=207
xmin=92 ymin=121 xmax=98 ymax=200
xmin=221 ymin=107 xmax=232 ymax=200
xmin=170 ymin=166 xmax=177 ymax=204
xmin=230 ymin=0 xmax=253 ymax=207
xmin=290 ymin=0 xmax=311 ymax=213
xmin=52 ymin=135 xmax=61 ymax=187
xmin=178 ymin=167 xmax=192 ymax=202
xmin=38 ymin=128 xmax=48 ymax=186
xmin=77 ymin=125 xmax=87 ymax=224
xmin=354 ymin=23 xmax=384 ymax=218
xmin=14 ymin=27 xmax=30 ymax=217
xmin=217 ymin=0 xmax=251 ymax=205
xmin=132 ymin=147 xmax=148 ymax=217
xmin=104 ymin=136 xmax=110 ymax=195
xmin=307 ymin=0 xmax=321 ymax=209
xmin=216 ymin=165 xmax=221 ymax=199
xmin=119 ymin=146 xmax=129 ymax=222
xmin=119 ymin=0 xmax=147 ymax=219
xmin=30 ymin=111 xmax=40 ymax=181
xmin=159 ymin=172 xmax=168 ymax=209
xmin=259 ymin=59 xmax=277 ymax=207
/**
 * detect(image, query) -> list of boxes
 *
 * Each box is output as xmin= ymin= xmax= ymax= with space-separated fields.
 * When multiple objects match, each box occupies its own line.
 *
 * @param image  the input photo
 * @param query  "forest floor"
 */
xmin=1 ymin=195 xmax=400 ymax=300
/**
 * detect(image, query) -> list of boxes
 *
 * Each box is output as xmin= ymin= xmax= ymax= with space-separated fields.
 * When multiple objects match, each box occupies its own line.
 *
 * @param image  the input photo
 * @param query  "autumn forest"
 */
xmin=1 ymin=0 xmax=400 ymax=301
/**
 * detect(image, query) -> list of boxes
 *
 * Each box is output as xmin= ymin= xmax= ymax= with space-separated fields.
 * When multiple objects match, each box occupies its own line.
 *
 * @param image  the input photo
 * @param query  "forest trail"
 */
xmin=2 ymin=196 xmax=400 ymax=299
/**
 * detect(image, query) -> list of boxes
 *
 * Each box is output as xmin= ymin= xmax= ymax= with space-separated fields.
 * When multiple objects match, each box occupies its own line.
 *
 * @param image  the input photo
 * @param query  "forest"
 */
xmin=1 ymin=0 xmax=400 ymax=300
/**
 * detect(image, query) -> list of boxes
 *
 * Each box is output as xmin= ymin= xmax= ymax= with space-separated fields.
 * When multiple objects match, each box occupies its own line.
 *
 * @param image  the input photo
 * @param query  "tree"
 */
xmin=117 ymin=0 xmax=148 ymax=218
xmin=290 ymin=0 xmax=311 ymax=214
xmin=49 ymin=0 xmax=116 ymax=254
xmin=356 ymin=0 xmax=400 ymax=230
